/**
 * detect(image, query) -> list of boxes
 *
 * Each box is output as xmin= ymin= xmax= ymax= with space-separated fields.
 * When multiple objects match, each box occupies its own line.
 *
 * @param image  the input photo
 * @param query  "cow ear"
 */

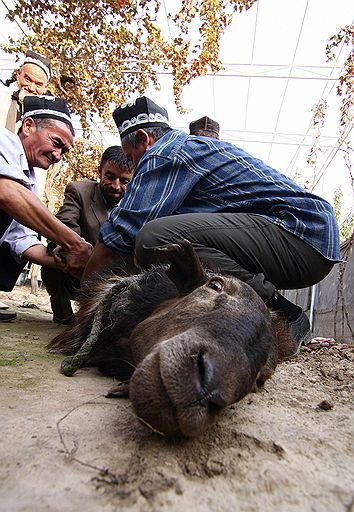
xmin=105 ymin=381 xmax=130 ymax=398
xmin=154 ymin=239 xmax=208 ymax=294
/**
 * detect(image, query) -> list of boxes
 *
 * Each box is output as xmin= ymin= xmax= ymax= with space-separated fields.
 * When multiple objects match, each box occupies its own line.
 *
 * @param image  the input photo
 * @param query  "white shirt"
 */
xmin=0 ymin=127 xmax=44 ymax=257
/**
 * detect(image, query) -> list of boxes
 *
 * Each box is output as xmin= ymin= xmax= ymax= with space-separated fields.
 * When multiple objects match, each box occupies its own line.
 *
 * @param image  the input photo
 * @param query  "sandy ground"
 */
xmin=0 ymin=284 xmax=353 ymax=512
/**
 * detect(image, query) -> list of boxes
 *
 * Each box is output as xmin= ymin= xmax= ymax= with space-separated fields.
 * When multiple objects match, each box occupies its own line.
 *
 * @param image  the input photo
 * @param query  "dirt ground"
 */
xmin=0 ymin=284 xmax=353 ymax=512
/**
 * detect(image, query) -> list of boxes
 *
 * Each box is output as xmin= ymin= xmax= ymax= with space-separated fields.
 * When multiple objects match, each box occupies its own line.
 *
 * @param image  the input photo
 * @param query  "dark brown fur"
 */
xmin=48 ymin=240 xmax=294 ymax=437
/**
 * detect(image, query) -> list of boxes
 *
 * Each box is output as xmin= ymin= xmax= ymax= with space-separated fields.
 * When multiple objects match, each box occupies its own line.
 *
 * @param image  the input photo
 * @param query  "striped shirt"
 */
xmin=99 ymin=129 xmax=340 ymax=261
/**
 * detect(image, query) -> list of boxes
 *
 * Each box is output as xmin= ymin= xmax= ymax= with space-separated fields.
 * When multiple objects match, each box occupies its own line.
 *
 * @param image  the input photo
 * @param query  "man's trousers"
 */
xmin=134 ymin=212 xmax=334 ymax=302
xmin=41 ymin=266 xmax=80 ymax=321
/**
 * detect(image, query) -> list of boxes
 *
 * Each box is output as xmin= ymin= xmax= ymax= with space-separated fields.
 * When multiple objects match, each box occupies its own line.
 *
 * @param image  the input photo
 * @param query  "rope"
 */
xmin=60 ymin=302 xmax=104 ymax=376
xmin=60 ymin=278 xmax=130 ymax=376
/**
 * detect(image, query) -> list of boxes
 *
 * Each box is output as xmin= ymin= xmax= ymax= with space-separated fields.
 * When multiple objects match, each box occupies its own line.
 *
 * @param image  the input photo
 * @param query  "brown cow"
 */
xmin=48 ymin=240 xmax=294 ymax=437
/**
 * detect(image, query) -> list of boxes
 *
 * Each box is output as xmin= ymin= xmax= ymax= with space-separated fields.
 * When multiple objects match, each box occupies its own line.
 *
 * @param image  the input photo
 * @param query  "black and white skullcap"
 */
xmin=22 ymin=95 xmax=74 ymax=135
xmin=113 ymin=96 xmax=170 ymax=138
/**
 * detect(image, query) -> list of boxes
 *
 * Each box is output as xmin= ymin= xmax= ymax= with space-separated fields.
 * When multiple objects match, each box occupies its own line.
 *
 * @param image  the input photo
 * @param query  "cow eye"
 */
xmin=207 ymin=278 xmax=224 ymax=292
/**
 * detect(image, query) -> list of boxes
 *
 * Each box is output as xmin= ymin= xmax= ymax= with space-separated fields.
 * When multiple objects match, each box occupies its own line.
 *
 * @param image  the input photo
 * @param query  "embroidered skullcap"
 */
xmin=23 ymin=50 xmax=51 ymax=80
xmin=113 ymin=96 xmax=170 ymax=138
xmin=22 ymin=95 xmax=74 ymax=135
xmin=189 ymin=116 xmax=220 ymax=138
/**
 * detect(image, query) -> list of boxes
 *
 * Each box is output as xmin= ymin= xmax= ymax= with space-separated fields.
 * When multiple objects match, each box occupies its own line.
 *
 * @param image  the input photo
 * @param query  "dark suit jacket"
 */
xmin=55 ymin=180 xmax=108 ymax=246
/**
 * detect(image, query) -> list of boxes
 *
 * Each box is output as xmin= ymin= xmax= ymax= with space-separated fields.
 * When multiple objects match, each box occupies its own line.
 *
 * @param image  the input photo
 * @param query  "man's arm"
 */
xmin=3 ymin=220 xmax=64 ymax=269
xmin=0 ymin=178 xmax=92 ymax=277
xmin=99 ymin=151 xmax=200 ymax=254
xmin=22 ymin=244 xmax=65 ymax=268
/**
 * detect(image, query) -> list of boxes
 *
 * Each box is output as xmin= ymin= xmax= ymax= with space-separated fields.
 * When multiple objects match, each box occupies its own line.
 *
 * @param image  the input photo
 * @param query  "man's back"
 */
xmin=103 ymin=129 xmax=340 ymax=262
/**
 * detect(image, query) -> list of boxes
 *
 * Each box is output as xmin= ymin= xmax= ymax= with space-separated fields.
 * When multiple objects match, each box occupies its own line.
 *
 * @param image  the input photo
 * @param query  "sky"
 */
xmin=0 ymin=0 xmax=353 ymax=219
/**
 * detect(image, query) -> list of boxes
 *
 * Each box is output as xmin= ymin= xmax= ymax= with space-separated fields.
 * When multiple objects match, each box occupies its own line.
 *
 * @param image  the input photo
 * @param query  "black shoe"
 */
xmin=0 ymin=310 xmax=17 ymax=322
xmin=288 ymin=310 xmax=311 ymax=356
xmin=267 ymin=291 xmax=311 ymax=356
xmin=53 ymin=316 xmax=73 ymax=325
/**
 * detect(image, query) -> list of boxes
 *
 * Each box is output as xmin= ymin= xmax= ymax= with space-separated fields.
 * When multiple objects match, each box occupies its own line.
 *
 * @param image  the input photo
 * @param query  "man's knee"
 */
xmin=135 ymin=219 xmax=175 ymax=268
xmin=136 ymin=222 xmax=157 ymax=268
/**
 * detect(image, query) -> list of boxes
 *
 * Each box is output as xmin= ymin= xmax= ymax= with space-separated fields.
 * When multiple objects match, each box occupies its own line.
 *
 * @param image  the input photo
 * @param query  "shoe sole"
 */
xmin=287 ymin=329 xmax=311 ymax=358
xmin=301 ymin=330 xmax=312 ymax=346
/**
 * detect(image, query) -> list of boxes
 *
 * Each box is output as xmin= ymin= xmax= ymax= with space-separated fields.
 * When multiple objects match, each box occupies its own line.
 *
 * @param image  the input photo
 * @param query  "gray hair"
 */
xmin=18 ymin=116 xmax=75 ymax=137
xmin=34 ymin=117 xmax=75 ymax=136
xmin=122 ymin=126 xmax=172 ymax=148
xmin=18 ymin=117 xmax=55 ymax=135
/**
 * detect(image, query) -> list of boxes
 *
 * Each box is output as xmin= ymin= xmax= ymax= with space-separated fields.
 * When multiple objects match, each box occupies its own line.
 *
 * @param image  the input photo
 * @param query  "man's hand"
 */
xmin=52 ymin=245 xmax=66 ymax=265
xmin=62 ymin=239 xmax=93 ymax=279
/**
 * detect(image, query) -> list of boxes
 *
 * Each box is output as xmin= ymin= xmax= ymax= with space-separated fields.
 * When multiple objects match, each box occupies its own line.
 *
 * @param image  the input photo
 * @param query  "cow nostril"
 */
xmin=197 ymin=352 xmax=206 ymax=384
xmin=194 ymin=352 xmax=227 ymax=411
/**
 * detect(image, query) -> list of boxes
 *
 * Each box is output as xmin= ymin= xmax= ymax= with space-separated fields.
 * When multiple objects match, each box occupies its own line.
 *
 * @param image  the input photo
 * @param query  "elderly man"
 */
xmin=0 ymin=50 xmax=51 ymax=132
xmin=0 ymin=50 xmax=52 ymax=319
xmin=0 ymin=95 xmax=92 ymax=309
xmin=41 ymin=145 xmax=133 ymax=323
xmin=83 ymin=96 xmax=340 ymax=352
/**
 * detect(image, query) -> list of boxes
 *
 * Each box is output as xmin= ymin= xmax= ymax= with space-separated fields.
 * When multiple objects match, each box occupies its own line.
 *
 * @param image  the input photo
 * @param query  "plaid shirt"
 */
xmin=100 ymin=130 xmax=340 ymax=261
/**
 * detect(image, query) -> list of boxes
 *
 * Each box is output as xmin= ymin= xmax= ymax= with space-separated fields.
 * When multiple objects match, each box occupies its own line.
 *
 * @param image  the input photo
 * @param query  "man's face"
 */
xmin=16 ymin=63 xmax=49 ymax=96
xmin=121 ymin=132 xmax=150 ymax=168
xmin=98 ymin=160 xmax=132 ymax=206
xmin=21 ymin=119 xmax=73 ymax=170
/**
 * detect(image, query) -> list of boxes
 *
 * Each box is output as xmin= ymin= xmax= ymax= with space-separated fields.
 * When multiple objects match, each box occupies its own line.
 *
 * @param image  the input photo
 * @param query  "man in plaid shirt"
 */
xmin=83 ymin=96 xmax=340 ymax=353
